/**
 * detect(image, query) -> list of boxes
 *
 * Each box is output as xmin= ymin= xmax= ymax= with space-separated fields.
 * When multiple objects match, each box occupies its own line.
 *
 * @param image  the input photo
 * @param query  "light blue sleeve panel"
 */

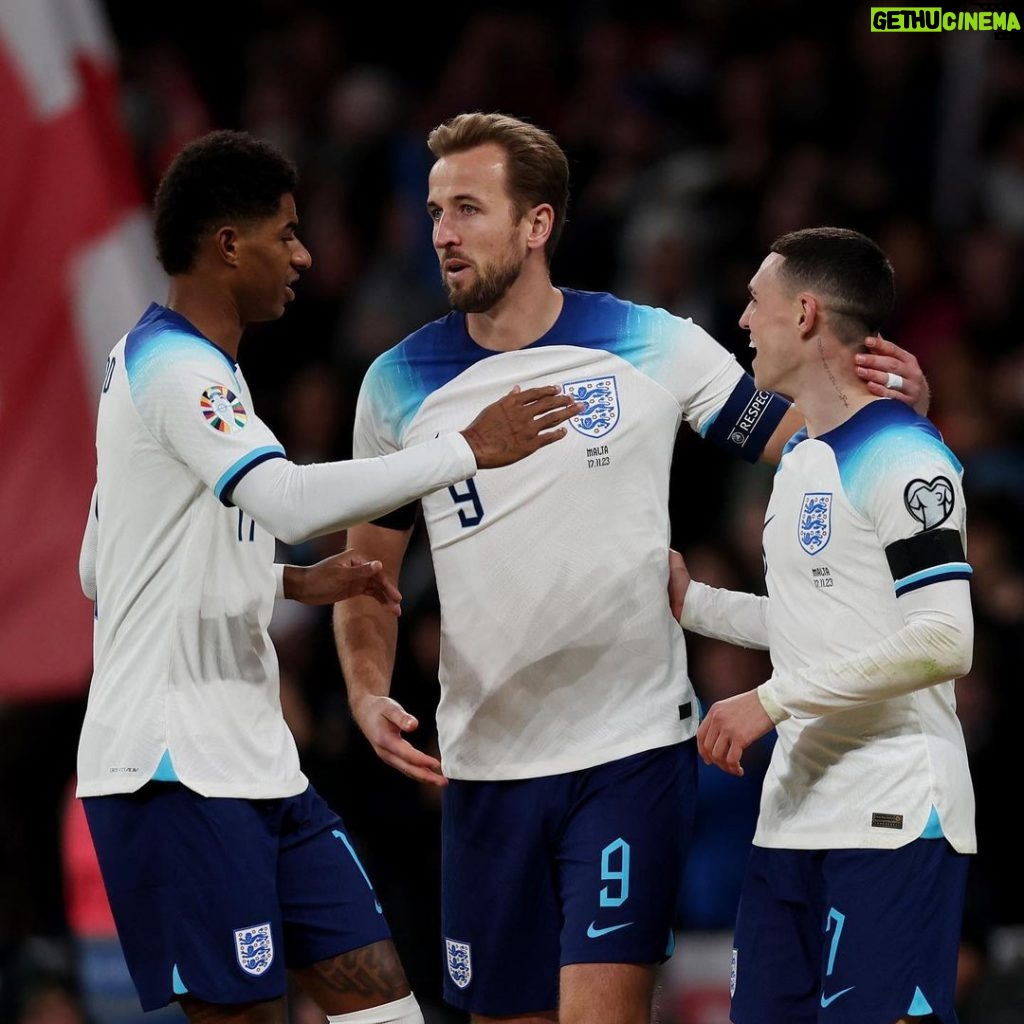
xmin=829 ymin=401 xmax=968 ymax=551
xmin=124 ymin=318 xmax=284 ymax=503
xmin=628 ymin=305 xmax=741 ymax=421
xmin=352 ymin=346 xmax=421 ymax=458
xmin=352 ymin=313 xmax=490 ymax=457
xmin=352 ymin=291 xmax=788 ymax=466
xmin=566 ymin=295 xmax=746 ymax=433
xmin=545 ymin=290 xmax=791 ymax=460
xmin=124 ymin=315 xmax=237 ymax=395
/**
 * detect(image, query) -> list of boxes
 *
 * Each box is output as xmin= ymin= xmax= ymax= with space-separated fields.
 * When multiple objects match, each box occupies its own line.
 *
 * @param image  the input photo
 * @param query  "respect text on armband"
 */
xmin=728 ymin=390 xmax=774 ymax=448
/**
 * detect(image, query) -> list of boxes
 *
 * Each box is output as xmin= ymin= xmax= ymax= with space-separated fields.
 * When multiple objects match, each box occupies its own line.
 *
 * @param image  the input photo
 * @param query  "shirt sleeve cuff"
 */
xmin=679 ymin=579 xmax=711 ymax=628
xmin=756 ymin=681 xmax=790 ymax=724
xmin=274 ymin=563 xmax=286 ymax=600
xmin=441 ymin=431 xmax=479 ymax=476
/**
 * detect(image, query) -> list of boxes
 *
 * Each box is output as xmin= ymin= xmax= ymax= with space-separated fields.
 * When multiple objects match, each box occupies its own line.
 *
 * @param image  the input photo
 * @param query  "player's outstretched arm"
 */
xmin=461 ymin=385 xmax=582 ymax=468
xmin=855 ymin=335 xmax=931 ymax=414
xmin=760 ymin=405 xmax=806 ymax=466
xmin=760 ymin=336 xmax=931 ymax=465
xmin=283 ymin=549 xmax=402 ymax=614
xmin=231 ymin=386 xmax=580 ymax=546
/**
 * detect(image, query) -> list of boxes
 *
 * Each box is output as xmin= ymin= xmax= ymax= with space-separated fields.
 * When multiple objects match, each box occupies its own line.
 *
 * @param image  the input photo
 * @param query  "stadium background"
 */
xmin=2 ymin=0 xmax=1023 ymax=1021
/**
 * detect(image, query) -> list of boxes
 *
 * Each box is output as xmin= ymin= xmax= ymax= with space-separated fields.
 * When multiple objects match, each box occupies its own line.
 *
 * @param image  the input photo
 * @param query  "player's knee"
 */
xmin=326 ymin=993 xmax=424 ymax=1024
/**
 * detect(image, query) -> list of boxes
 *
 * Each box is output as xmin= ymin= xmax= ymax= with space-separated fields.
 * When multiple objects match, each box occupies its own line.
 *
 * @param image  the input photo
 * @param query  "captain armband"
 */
xmin=705 ymin=375 xmax=791 ymax=464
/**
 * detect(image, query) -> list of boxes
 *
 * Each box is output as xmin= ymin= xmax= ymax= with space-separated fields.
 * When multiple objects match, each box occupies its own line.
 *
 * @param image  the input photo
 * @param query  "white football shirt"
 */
xmin=756 ymin=399 xmax=975 ymax=851
xmin=79 ymin=302 xmax=478 ymax=799
xmin=77 ymin=304 xmax=306 ymax=797
xmin=354 ymin=289 xmax=790 ymax=779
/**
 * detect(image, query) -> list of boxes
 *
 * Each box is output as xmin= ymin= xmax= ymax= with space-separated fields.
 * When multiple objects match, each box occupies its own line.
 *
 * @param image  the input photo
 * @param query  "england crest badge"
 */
xmin=234 ymin=922 xmax=274 ymax=976
xmin=562 ymin=376 xmax=619 ymax=438
xmin=445 ymin=938 xmax=472 ymax=989
xmin=798 ymin=492 xmax=832 ymax=554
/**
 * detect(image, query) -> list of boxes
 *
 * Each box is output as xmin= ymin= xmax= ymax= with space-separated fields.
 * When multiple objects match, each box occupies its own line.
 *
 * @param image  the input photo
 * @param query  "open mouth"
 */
xmin=443 ymin=258 xmax=470 ymax=278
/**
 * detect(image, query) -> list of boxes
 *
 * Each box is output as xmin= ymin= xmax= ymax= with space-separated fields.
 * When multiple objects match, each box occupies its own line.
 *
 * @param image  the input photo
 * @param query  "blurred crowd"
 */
xmin=3 ymin=1 xmax=1024 ymax=1021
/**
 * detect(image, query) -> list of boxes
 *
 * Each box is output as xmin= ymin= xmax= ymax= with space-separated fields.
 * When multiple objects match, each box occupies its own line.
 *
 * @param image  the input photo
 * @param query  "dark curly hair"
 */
xmin=153 ymin=130 xmax=299 ymax=275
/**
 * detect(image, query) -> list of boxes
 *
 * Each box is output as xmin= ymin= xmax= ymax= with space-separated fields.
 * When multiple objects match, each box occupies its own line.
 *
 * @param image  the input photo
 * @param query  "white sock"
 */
xmin=326 ymin=992 xmax=424 ymax=1024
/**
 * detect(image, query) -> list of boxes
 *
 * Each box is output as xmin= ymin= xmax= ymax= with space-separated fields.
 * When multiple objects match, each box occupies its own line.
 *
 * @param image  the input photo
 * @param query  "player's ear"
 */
xmin=215 ymin=225 xmax=240 ymax=266
xmin=526 ymin=204 xmax=554 ymax=252
xmin=797 ymin=294 xmax=819 ymax=336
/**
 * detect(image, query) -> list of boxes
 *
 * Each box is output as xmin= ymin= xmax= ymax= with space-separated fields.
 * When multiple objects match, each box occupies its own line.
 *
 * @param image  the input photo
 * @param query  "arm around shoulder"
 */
xmin=760 ymin=405 xmax=805 ymax=465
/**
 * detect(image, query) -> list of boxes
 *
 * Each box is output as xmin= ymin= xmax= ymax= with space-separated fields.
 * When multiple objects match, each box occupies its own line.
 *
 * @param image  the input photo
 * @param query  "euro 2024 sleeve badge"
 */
xmin=200 ymin=384 xmax=248 ymax=434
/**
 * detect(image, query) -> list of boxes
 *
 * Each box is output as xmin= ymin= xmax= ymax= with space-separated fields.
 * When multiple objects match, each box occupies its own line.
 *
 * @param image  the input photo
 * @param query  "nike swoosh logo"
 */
xmin=763 ymin=515 xmax=775 ymax=529
xmin=586 ymin=920 xmax=634 ymax=939
xmin=820 ymin=985 xmax=855 ymax=1007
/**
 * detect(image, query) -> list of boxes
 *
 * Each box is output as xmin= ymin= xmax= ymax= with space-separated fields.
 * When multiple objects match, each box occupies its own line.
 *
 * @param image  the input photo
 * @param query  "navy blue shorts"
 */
xmin=440 ymin=741 xmax=697 ymax=1016
xmin=83 ymin=783 xmax=391 ymax=1010
xmin=731 ymin=840 xmax=970 ymax=1024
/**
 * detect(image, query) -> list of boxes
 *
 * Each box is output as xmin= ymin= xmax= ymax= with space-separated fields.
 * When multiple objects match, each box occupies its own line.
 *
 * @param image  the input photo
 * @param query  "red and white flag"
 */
xmin=0 ymin=0 xmax=165 ymax=700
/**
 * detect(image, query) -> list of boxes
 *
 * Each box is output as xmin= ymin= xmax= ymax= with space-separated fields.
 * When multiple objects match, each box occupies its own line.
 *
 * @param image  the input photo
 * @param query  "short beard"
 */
xmin=443 ymin=251 xmax=525 ymax=314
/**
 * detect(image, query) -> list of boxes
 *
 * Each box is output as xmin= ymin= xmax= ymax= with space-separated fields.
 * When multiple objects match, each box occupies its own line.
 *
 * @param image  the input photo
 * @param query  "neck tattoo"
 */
xmin=817 ymin=338 xmax=848 ymax=408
